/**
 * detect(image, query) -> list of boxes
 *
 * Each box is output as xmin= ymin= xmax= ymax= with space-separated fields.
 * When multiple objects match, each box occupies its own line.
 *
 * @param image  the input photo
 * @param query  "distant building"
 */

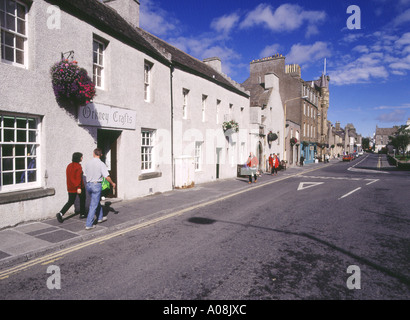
xmin=374 ymin=126 xmax=399 ymax=152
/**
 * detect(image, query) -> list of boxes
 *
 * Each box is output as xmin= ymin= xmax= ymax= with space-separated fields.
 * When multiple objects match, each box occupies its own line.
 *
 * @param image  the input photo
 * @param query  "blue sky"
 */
xmin=139 ymin=0 xmax=410 ymax=138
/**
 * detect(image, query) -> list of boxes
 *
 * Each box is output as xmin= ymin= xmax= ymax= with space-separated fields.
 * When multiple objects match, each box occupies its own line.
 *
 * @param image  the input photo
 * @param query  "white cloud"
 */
xmin=285 ymin=41 xmax=331 ymax=66
xmin=210 ymin=12 xmax=240 ymax=35
xmin=259 ymin=43 xmax=283 ymax=58
xmin=168 ymin=35 xmax=242 ymax=76
xmin=239 ymin=3 xmax=326 ymax=37
xmin=375 ymin=104 xmax=410 ymax=110
xmin=330 ymin=51 xmax=389 ymax=85
xmin=393 ymin=8 xmax=410 ymax=26
xmin=139 ymin=0 xmax=180 ymax=37
xmin=376 ymin=109 xmax=407 ymax=122
xmin=353 ymin=45 xmax=369 ymax=54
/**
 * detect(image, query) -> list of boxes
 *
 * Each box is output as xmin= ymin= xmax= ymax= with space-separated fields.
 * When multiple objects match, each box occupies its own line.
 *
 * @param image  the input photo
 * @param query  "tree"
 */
xmin=362 ymin=137 xmax=370 ymax=151
xmin=389 ymin=125 xmax=410 ymax=155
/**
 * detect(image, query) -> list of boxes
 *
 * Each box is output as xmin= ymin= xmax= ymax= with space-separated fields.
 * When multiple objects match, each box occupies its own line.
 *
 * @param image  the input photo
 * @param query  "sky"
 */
xmin=139 ymin=0 xmax=410 ymax=138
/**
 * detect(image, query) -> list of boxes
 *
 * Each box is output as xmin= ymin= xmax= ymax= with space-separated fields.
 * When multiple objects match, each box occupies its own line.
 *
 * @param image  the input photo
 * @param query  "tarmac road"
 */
xmin=0 ymin=154 xmax=409 ymax=302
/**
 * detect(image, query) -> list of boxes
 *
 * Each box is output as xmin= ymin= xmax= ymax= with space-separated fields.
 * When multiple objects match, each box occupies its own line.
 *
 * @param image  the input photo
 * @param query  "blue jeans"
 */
xmin=86 ymin=182 xmax=103 ymax=227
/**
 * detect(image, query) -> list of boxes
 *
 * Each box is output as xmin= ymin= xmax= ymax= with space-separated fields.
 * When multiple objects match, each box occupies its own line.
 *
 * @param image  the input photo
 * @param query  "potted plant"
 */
xmin=267 ymin=131 xmax=278 ymax=142
xmin=290 ymin=137 xmax=298 ymax=146
xmin=50 ymin=59 xmax=96 ymax=107
xmin=222 ymin=120 xmax=239 ymax=133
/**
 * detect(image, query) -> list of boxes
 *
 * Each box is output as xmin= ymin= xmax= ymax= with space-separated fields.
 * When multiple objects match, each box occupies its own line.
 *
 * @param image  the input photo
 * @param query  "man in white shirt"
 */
xmin=83 ymin=148 xmax=116 ymax=230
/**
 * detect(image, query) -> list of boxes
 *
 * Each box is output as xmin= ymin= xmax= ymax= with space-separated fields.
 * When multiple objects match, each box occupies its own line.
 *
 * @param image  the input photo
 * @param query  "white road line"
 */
xmin=366 ymin=179 xmax=379 ymax=185
xmin=339 ymin=187 xmax=362 ymax=200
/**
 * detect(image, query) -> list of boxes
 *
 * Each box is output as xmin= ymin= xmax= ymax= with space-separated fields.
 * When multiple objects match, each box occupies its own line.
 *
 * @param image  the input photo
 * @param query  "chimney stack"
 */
xmin=203 ymin=57 xmax=222 ymax=73
xmin=104 ymin=0 xmax=140 ymax=28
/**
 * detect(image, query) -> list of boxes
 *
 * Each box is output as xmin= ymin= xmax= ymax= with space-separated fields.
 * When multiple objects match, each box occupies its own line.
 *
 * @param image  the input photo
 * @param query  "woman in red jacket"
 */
xmin=56 ymin=152 xmax=86 ymax=223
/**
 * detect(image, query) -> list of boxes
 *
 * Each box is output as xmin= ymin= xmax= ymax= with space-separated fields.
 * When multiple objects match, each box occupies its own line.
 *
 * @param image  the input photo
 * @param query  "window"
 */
xmin=93 ymin=39 xmax=105 ymax=88
xmin=144 ymin=61 xmax=152 ymax=102
xmin=182 ymin=89 xmax=189 ymax=119
xmin=1 ymin=114 xmax=40 ymax=191
xmin=141 ymin=129 xmax=155 ymax=172
xmin=194 ymin=141 xmax=202 ymax=171
xmin=201 ymin=95 xmax=207 ymax=122
xmin=0 ymin=0 xmax=27 ymax=66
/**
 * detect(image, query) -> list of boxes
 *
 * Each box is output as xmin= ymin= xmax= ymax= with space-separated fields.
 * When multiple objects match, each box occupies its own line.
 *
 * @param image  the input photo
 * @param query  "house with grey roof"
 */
xmin=374 ymin=126 xmax=399 ymax=153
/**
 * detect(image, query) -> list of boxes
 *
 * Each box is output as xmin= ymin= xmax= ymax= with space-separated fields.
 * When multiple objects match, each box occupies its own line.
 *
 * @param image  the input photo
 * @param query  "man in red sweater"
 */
xmin=56 ymin=152 xmax=86 ymax=223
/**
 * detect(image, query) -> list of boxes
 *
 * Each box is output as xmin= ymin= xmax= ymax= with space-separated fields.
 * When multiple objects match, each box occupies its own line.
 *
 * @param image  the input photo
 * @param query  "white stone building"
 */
xmin=0 ymin=0 xmax=250 ymax=228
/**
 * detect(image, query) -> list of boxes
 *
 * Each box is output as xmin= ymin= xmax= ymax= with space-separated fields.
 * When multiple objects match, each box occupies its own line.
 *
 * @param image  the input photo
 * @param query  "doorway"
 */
xmin=97 ymin=129 xmax=121 ymax=198
xmin=216 ymin=148 xmax=222 ymax=179
xmin=258 ymin=142 xmax=263 ymax=171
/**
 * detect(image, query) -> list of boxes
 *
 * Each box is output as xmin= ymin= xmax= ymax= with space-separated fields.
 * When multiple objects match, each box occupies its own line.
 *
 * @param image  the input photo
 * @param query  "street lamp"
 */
xmin=284 ymin=95 xmax=308 ymax=162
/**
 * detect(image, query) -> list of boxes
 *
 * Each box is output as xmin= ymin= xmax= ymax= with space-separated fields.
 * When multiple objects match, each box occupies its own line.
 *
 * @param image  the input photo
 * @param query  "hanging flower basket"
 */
xmin=267 ymin=131 xmax=278 ymax=142
xmin=222 ymin=120 xmax=239 ymax=133
xmin=290 ymin=137 xmax=298 ymax=146
xmin=50 ymin=59 xmax=96 ymax=107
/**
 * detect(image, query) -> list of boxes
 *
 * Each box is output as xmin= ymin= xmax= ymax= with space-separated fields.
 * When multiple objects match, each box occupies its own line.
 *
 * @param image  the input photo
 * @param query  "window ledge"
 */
xmin=138 ymin=171 xmax=162 ymax=181
xmin=0 ymin=188 xmax=55 ymax=205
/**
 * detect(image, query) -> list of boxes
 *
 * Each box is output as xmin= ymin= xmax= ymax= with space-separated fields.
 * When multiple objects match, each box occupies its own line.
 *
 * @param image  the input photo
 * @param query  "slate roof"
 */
xmin=136 ymin=28 xmax=249 ymax=98
xmin=47 ymin=0 xmax=249 ymax=98
xmin=375 ymin=127 xmax=398 ymax=136
xmin=241 ymin=77 xmax=272 ymax=108
xmin=47 ymin=0 xmax=167 ymax=63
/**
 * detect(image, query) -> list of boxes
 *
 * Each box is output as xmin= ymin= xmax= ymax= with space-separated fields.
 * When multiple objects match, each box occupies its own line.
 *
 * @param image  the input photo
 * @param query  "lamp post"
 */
xmin=284 ymin=95 xmax=308 ymax=163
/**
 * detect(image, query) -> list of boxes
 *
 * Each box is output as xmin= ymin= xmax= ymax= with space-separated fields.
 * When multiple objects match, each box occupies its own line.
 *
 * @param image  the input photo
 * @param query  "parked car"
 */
xmin=343 ymin=154 xmax=353 ymax=161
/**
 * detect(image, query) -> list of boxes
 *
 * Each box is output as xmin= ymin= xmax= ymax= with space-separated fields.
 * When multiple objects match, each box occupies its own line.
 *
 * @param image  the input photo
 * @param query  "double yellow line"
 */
xmin=0 ymin=166 xmax=322 ymax=280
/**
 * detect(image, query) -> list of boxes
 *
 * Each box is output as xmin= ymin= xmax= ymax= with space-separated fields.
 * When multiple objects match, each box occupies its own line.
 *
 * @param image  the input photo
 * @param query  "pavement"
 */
xmin=0 ymin=159 xmax=349 ymax=269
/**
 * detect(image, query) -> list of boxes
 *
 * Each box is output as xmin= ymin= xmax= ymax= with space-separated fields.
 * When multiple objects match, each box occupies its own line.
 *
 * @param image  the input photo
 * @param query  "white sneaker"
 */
xmin=98 ymin=217 xmax=108 ymax=223
xmin=85 ymin=225 xmax=96 ymax=230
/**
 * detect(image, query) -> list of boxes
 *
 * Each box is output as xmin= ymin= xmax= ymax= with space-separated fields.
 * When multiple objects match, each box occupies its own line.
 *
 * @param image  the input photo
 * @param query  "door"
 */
xmin=216 ymin=148 xmax=222 ymax=179
xmin=97 ymin=129 xmax=121 ymax=198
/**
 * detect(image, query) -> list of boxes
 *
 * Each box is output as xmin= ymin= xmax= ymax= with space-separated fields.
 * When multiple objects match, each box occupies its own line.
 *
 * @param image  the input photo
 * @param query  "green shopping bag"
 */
xmin=102 ymin=178 xmax=110 ymax=191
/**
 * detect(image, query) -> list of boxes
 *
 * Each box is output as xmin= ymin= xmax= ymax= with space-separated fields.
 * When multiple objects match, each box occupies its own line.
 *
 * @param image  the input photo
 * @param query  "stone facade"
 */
xmin=0 ymin=0 xmax=250 ymax=228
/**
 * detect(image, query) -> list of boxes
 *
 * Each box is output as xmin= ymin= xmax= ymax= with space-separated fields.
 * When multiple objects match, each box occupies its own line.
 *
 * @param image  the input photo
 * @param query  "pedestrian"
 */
xmin=268 ymin=154 xmax=273 ymax=174
xmin=247 ymin=152 xmax=258 ymax=183
xmin=56 ymin=152 xmax=86 ymax=223
xmin=273 ymin=154 xmax=280 ymax=175
xmin=300 ymin=156 xmax=304 ymax=166
xmin=83 ymin=148 xmax=116 ymax=230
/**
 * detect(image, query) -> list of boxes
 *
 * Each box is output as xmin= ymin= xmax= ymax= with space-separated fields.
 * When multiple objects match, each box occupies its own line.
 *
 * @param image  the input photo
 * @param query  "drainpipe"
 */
xmin=170 ymin=64 xmax=175 ymax=189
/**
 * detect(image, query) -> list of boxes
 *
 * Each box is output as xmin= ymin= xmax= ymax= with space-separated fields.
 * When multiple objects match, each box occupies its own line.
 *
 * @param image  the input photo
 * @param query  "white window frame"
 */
xmin=93 ymin=38 xmax=105 ymax=89
xmin=0 ymin=0 xmax=28 ymax=67
xmin=0 ymin=113 xmax=41 ymax=192
xmin=141 ymin=129 xmax=155 ymax=173
xmin=194 ymin=141 xmax=203 ymax=171
xmin=182 ymin=88 xmax=189 ymax=119
xmin=144 ymin=61 xmax=153 ymax=102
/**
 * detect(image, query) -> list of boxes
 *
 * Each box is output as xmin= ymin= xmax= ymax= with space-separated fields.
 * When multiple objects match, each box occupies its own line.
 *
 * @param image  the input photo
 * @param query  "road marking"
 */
xmin=348 ymin=154 xmax=389 ymax=174
xmin=366 ymin=179 xmax=379 ymax=185
xmin=348 ymin=167 xmax=389 ymax=174
xmin=297 ymin=182 xmax=324 ymax=191
xmin=0 ymin=165 xmax=325 ymax=280
xmin=339 ymin=187 xmax=362 ymax=200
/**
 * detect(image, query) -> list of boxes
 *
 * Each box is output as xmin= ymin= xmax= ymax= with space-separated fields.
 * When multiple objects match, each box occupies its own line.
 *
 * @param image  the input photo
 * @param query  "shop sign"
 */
xmin=78 ymin=103 xmax=136 ymax=130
